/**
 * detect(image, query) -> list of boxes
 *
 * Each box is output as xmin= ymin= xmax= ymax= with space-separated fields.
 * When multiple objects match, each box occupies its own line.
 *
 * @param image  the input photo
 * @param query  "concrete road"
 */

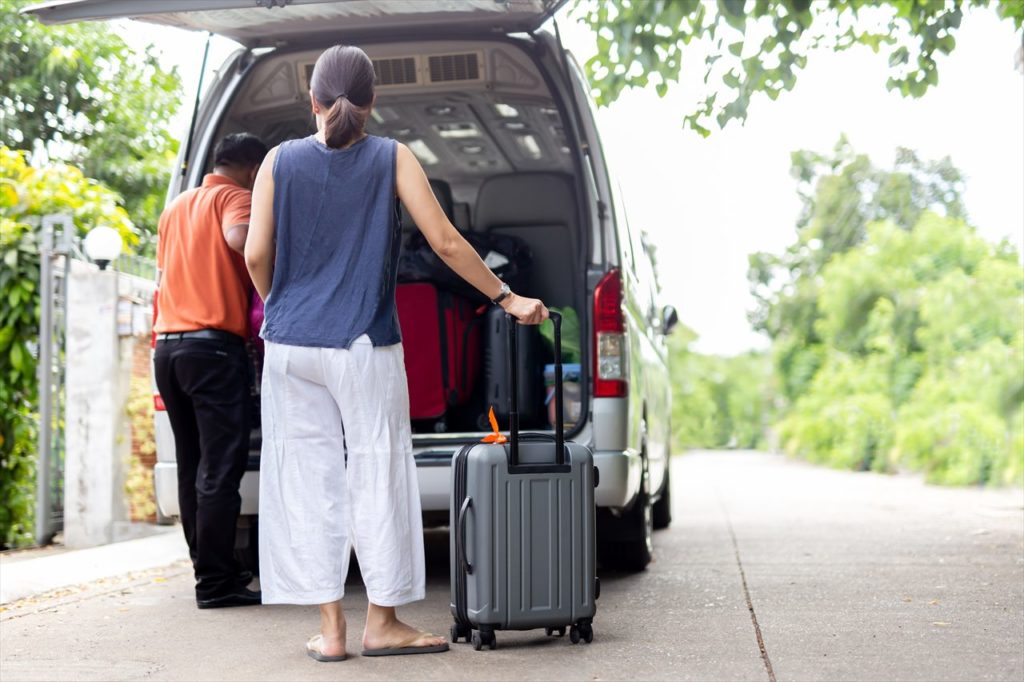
xmin=2 ymin=451 xmax=1021 ymax=681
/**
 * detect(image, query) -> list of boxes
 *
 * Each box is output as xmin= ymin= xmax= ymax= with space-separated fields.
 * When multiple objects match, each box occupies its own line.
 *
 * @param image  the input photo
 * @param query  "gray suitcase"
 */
xmin=449 ymin=311 xmax=598 ymax=650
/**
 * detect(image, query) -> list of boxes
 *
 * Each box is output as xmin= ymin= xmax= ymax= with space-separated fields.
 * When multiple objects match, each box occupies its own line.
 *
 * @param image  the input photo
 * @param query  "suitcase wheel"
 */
xmin=450 ymin=622 xmax=471 ymax=643
xmin=471 ymin=629 xmax=497 ymax=651
xmin=570 ymin=621 xmax=594 ymax=645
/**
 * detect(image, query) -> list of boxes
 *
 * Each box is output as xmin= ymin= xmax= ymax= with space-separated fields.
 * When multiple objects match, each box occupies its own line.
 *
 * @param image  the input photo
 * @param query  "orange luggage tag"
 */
xmin=480 ymin=406 xmax=508 ymax=444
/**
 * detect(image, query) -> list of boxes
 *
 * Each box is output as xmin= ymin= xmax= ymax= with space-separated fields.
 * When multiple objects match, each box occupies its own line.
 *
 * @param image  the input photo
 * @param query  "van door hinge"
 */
xmin=597 ymin=200 xmax=608 ymax=220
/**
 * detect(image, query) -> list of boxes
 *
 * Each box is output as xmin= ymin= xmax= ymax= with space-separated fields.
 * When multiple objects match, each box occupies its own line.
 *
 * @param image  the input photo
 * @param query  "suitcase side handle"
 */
xmin=505 ymin=310 xmax=565 ymax=467
xmin=457 ymin=496 xmax=473 ymax=575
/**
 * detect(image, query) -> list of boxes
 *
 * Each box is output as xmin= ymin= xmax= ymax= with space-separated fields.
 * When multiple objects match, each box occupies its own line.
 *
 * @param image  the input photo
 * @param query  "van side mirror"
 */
xmin=661 ymin=305 xmax=679 ymax=335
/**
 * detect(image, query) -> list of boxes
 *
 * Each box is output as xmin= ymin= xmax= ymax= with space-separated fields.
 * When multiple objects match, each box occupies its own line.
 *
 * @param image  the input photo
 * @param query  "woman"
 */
xmin=244 ymin=45 xmax=547 ymax=662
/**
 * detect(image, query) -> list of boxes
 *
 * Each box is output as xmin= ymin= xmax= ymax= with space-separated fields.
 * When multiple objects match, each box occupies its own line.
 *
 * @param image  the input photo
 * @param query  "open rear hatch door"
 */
xmin=23 ymin=0 xmax=568 ymax=46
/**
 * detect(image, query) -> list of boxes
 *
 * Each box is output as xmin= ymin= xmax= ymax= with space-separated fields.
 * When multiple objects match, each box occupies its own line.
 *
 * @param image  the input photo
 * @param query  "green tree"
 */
xmin=669 ymin=325 xmax=775 ymax=451
xmin=0 ymin=0 xmax=182 ymax=250
xmin=573 ymin=0 xmax=1024 ymax=136
xmin=776 ymin=213 xmax=1023 ymax=485
xmin=748 ymin=137 xmax=967 ymax=401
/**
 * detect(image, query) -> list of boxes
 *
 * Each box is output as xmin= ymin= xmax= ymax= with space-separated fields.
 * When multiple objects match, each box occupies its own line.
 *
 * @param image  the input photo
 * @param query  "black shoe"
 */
xmin=236 ymin=570 xmax=254 ymax=586
xmin=196 ymin=587 xmax=262 ymax=609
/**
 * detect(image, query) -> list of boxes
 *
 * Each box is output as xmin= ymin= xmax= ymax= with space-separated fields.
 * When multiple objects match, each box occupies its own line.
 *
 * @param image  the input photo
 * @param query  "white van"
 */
xmin=27 ymin=0 xmax=678 ymax=571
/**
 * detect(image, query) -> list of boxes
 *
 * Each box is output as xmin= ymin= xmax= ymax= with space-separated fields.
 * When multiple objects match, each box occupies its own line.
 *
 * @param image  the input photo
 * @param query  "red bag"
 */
xmin=396 ymin=283 xmax=482 ymax=424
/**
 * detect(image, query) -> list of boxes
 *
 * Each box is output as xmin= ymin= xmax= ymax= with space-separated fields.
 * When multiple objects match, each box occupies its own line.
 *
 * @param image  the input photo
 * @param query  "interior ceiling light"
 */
xmin=427 ymin=105 xmax=455 ymax=116
xmin=370 ymin=109 xmax=386 ymax=124
xmin=407 ymin=139 xmax=439 ymax=165
xmin=391 ymin=127 xmax=413 ymax=137
xmin=501 ymin=121 xmax=527 ymax=131
xmin=539 ymin=106 xmax=560 ymax=120
xmin=436 ymin=122 xmax=480 ymax=138
xmin=375 ymin=106 xmax=400 ymax=121
xmin=460 ymin=144 xmax=484 ymax=154
xmin=494 ymin=103 xmax=519 ymax=118
xmin=515 ymin=134 xmax=543 ymax=160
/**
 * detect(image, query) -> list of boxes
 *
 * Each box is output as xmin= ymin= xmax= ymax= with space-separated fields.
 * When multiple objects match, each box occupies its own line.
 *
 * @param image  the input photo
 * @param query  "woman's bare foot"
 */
xmin=306 ymin=634 xmax=346 ymax=662
xmin=308 ymin=600 xmax=346 ymax=659
xmin=362 ymin=604 xmax=447 ymax=653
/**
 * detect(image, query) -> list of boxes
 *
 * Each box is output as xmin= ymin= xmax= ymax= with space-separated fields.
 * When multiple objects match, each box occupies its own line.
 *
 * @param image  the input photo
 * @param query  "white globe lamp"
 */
xmin=83 ymin=226 xmax=123 ymax=271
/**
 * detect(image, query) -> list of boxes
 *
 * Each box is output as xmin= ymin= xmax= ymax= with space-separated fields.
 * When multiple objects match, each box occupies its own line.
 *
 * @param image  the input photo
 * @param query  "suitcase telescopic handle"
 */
xmin=505 ymin=310 xmax=565 ymax=467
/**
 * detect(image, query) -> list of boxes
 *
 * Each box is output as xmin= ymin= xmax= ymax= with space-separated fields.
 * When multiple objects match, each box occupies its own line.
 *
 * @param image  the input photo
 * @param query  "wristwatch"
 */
xmin=491 ymin=282 xmax=512 ymax=306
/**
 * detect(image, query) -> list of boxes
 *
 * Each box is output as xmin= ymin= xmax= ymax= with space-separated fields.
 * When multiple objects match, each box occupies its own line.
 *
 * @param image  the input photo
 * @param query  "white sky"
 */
xmin=121 ymin=6 xmax=1024 ymax=356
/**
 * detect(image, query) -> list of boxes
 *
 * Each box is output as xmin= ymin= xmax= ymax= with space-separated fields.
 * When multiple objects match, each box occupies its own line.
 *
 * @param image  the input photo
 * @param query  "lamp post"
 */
xmin=82 ymin=226 xmax=123 ymax=270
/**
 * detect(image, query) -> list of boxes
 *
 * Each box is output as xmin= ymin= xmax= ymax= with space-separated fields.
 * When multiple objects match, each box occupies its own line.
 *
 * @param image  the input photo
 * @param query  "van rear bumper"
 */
xmin=153 ymin=445 xmax=641 ymax=520
xmin=414 ymin=447 xmax=641 ymax=512
xmin=154 ymin=463 xmax=260 ymax=518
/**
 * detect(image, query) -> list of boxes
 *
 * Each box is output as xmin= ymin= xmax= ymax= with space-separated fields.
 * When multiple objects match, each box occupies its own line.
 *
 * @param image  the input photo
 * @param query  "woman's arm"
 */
xmin=395 ymin=143 xmax=548 ymax=325
xmin=245 ymin=146 xmax=279 ymax=301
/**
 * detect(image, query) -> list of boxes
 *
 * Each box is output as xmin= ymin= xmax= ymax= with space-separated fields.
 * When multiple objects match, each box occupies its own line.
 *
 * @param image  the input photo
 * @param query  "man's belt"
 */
xmin=156 ymin=329 xmax=244 ymax=344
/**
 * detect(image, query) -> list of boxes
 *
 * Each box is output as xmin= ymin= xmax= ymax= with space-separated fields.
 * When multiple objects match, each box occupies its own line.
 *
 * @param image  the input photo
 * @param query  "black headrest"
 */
xmin=428 ymin=179 xmax=454 ymax=220
xmin=401 ymin=178 xmax=454 ymax=230
xmin=475 ymin=173 xmax=576 ymax=229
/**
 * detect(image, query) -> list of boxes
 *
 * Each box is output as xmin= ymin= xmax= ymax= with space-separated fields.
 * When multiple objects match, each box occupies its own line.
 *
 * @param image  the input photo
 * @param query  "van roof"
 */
xmin=22 ymin=0 xmax=568 ymax=46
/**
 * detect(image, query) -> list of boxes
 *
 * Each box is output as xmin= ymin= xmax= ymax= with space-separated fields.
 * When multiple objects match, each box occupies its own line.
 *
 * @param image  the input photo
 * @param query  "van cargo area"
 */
xmin=21 ymin=0 xmax=670 ymax=571
xmin=208 ymin=41 xmax=588 ymax=441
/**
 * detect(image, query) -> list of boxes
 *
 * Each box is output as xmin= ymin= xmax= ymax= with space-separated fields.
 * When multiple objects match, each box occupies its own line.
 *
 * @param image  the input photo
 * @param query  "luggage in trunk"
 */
xmin=449 ymin=311 xmax=598 ymax=650
xmin=398 ymin=230 xmax=532 ymax=305
xmin=396 ymin=283 xmax=482 ymax=428
xmin=483 ymin=304 xmax=544 ymax=427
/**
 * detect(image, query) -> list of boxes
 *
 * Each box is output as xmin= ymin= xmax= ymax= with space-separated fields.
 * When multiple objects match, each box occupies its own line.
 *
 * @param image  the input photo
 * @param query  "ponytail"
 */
xmin=310 ymin=45 xmax=376 ymax=149
xmin=323 ymin=97 xmax=366 ymax=149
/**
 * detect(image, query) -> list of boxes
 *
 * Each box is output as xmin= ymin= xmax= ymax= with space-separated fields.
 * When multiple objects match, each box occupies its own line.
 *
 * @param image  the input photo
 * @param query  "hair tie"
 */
xmin=336 ymin=93 xmax=347 ymax=101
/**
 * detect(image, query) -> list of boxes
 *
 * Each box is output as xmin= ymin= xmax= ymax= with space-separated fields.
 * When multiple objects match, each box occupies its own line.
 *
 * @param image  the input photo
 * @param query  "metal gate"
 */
xmin=35 ymin=215 xmax=73 ymax=544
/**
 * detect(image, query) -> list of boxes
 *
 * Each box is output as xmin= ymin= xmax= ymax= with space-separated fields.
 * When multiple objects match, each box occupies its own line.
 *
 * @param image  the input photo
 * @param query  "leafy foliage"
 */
xmin=572 ymin=0 xmax=1024 ymax=136
xmin=0 ymin=214 xmax=38 ymax=548
xmin=696 ymin=139 xmax=1024 ymax=486
xmin=539 ymin=306 xmax=582 ymax=363
xmin=0 ymin=0 xmax=182 ymax=249
xmin=773 ymin=211 xmax=1023 ymax=485
xmin=669 ymin=324 xmax=775 ymax=451
xmin=0 ymin=146 xmax=135 ymax=547
xmin=748 ymin=136 xmax=967 ymax=394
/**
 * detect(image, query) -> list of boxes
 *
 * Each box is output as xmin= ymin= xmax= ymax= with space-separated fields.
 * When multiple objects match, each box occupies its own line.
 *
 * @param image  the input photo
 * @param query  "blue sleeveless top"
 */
xmin=261 ymin=134 xmax=401 ymax=349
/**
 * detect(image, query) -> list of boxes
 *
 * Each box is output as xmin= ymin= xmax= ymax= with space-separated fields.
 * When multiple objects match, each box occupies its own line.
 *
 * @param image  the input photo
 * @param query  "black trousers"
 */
xmin=153 ymin=336 xmax=251 ymax=599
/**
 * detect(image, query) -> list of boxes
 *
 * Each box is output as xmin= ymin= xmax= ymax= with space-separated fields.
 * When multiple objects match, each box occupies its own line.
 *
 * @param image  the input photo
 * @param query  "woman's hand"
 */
xmin=501 ymin=293 xmax=548 ymax=325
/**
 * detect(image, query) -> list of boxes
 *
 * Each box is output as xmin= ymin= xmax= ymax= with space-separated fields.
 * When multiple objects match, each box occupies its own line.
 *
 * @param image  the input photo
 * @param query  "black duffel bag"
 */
xmin=398 ymin=230 xmax=532 ymax=303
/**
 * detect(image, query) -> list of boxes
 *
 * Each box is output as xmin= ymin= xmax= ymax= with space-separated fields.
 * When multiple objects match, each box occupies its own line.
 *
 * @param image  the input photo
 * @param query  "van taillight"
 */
xmin=154 ymin=394 xmax=166 ymax=412
xmin=593 ymin=269 xmax=627 ymax=398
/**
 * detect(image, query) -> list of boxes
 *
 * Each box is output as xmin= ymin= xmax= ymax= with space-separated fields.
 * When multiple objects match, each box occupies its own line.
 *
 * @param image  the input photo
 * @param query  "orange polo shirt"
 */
xmin=155 ymin=174 xmax=253 ymax=339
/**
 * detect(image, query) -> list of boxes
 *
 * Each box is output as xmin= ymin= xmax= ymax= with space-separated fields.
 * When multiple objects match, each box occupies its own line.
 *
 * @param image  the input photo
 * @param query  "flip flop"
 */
xmin=362 ymin=633 xmax=449 ymax=657
xmin=306 ymin=634 xmax=347 ymax=662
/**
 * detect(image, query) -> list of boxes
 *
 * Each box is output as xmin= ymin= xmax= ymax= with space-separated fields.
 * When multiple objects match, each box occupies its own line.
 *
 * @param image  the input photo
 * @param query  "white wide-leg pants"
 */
xmin=258 ymin=336 xmax=425 ymax=606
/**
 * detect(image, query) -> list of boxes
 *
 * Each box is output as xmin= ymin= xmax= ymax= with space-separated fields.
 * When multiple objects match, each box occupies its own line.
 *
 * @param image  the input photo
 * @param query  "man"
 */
xmin=154 ymin=133 xmax=268 ymax=609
